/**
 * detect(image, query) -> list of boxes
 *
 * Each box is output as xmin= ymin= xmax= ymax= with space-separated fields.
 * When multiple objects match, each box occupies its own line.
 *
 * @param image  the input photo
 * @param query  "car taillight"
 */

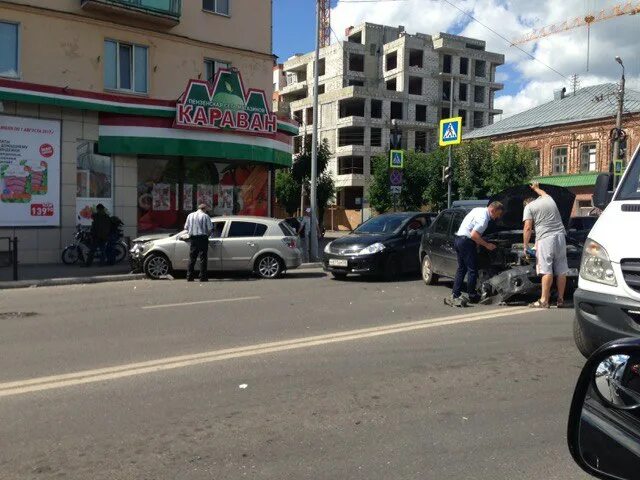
xmin=282 ymin=237 xmax=297 ymax=249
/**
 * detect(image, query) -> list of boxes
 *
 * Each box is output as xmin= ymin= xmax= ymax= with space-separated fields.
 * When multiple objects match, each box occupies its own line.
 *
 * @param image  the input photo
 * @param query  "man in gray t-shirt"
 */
xmin=523 ymin=183 xmax=569 ymax=308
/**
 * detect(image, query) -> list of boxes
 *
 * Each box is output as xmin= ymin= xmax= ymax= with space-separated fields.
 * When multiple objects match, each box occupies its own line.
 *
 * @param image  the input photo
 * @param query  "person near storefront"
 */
xmin=185 ymin=204 xmax=213 ymax=282
xmin=85 ymin=203 xmax=114 ymax=266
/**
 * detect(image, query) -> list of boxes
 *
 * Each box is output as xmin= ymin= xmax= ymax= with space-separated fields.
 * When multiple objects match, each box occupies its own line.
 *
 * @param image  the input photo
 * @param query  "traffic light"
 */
xmin=443 ymin=166 xmax=453 ymax=183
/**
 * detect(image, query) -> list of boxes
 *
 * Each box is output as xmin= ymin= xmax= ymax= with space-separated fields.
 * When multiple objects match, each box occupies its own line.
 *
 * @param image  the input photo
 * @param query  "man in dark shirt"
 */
xmin=85 ymin=204 xmax=113 ymax=266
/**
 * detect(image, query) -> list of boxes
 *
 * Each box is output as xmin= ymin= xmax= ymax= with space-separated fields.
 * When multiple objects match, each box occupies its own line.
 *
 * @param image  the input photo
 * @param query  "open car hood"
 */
xmin=485 ymin=184 xmax=576 ymax=234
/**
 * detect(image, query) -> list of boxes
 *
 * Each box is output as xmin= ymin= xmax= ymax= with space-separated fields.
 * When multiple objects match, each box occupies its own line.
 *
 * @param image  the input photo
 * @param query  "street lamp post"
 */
xmin=309 ymin=1 xmax=321 ymax=261
xmin=447 ymin=76 xmax=454 ymax=209
xmin=612 ymin=56 xmax=625 ymax=190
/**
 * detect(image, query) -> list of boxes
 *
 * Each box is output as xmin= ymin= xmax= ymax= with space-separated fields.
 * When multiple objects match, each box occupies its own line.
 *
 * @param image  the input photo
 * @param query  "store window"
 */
xmin=137 ymin=159 xmax=269 ymax=233
xmin=0 ymin=21 xmax=19 ymax=78
xmin=553 ymin=146 xmax=568 ymax=173
xmin=104 ymin=40 xmax=148 ymax=93
xmin=204 ymin=59 xmax=230 ymax=82
xmin=76 ymin=141 xmax=113 ymax=225
xmin=580 ymin=143 xmax=597 ymax=172
xmin=203 ymin=0 xmax=229 ymax=15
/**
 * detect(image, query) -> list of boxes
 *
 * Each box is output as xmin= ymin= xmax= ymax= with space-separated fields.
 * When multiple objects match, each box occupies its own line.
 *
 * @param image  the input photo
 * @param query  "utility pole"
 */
xmin=447 ymin=76 xmax=454 ymax=209
xmin=612 ymin=56 xmax=625 ymax=190
xmin=309 ymin=0 xmax=321 ymax=261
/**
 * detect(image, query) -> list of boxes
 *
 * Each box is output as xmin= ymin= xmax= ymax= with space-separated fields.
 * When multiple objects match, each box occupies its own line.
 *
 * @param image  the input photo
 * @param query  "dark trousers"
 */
xmin=187 ymin=235 xmax=209 ymax=281
xmin=452 ymin=236 xmax=478 ymax=299
xmin=85 ymin=239 xmax=112 ymax=266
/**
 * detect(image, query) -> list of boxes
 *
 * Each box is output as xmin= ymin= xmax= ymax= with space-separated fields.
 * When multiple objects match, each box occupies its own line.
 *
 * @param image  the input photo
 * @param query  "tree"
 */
xmin=421 ymin=148 xmax=449 ymax=211
xmin=482 ymin=144 xmax=536 ymax=196
xmin=291 ymin=138 xmax=331 ymax=182
xmin=275 ymin=170 xmax=300 ymax=216
xmin=315 ymin=172 xmax=335 ymax=223
xmin=454 ymin=139 xmax=492 ymax=200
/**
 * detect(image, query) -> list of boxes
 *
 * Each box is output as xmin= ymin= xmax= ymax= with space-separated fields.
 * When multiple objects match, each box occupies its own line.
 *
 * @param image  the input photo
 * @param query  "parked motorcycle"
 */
xmin=61 ymin=225 xmax=128 ymax=265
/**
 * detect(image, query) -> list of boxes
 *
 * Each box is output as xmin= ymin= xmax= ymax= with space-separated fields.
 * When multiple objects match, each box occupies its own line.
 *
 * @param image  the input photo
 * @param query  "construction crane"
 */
xmin=319 ymin=0 xmax=331 ymax=48
xmin=511 ymin=1 xmax=640 ymax=70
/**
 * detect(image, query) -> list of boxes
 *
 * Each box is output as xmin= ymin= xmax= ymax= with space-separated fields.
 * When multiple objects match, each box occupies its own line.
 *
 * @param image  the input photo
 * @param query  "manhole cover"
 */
xmin=0 ymin=312 xmax=38 ymax=319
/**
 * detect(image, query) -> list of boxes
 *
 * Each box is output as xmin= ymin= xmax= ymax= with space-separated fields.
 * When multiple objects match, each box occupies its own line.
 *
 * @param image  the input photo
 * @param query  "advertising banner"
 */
xmin=0 ymin=115 xmax=61 ymax=227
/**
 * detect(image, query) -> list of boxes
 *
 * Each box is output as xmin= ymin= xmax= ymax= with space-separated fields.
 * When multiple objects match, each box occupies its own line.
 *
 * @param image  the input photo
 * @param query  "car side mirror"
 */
xmin=568 ymin=339 xmax=640 ymax=479
xmin=593 ymin=173 xmax=613 ymax=210
xmin=407 ymin=229 xmax=418 ymax=237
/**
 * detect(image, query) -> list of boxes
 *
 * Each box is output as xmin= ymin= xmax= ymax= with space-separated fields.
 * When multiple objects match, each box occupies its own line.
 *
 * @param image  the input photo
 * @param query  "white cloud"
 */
xmin=331 ymin=0 xmax=640 ymax=118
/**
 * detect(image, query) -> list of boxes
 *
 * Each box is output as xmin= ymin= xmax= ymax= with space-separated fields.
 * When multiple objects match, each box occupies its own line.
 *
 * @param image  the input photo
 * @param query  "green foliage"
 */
xmin=275 ymin=170 xmax=301 ymax=216
xmin=291 ymin=138 xmax=331 ymax=182
xmin=482 ymin=143 xmax=536 ymax=196
xmin=315 ymin=172 xmax=335 ymax=222
xmin=367 ymin=141 xmax=536 ymax=213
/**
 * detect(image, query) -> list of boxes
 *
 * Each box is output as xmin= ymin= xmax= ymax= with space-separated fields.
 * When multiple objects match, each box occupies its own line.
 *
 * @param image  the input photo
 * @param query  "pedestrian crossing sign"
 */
xmin=389 ymin=149 xmax=404 ymax=168
xmin=439 ymin=117 xmax=462 ymax=146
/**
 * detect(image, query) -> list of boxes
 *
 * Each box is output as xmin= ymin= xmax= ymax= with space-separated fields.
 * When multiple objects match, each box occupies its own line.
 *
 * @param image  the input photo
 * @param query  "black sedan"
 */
xmin=323 ymin=212 xmax=436 ymax=280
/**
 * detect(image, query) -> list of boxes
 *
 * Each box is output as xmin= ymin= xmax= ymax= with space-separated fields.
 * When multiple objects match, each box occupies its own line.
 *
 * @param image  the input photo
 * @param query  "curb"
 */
xmin=0 ymin=273 xmax=145 ymax=290
xmin=300 ymin=262 xmax=323 ymax=269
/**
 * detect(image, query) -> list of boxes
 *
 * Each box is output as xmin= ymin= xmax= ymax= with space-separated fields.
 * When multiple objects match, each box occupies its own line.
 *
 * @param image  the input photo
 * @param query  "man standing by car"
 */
xmin=185 ymin=204 xmax=213 ymax=282
xmin=523 ymin=182 xmax=569 ymax=308
xmin=448 ymin=201 xmax=504 ymax=306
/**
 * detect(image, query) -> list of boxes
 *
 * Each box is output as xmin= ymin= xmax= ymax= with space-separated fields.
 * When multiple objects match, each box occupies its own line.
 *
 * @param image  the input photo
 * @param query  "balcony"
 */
xmin=81 ymin=0 xmax=182 ymax=27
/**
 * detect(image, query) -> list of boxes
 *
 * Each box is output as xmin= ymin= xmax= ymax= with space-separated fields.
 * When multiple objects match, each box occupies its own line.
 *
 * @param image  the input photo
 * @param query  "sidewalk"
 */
xmin=0 ymin=263 xmax=141 ymax=289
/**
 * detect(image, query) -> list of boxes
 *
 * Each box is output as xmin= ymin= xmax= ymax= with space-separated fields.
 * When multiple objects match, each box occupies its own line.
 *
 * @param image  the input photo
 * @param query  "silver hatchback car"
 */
xmin=130 ymin=216 xmax=302 ymax=279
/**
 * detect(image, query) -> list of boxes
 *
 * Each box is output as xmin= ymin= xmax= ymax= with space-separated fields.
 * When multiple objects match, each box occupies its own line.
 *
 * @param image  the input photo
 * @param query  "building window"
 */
xmin=203 ymin=0 xmax=229 ymax=15
xmin=459 ymin=83 xmax=468 ymax=102
xmin=532 ymin=150 xmax=541 ymax=175
xmin=370 ymin=127 xmax=382 ymax=147
xmin=371 ymin=99 xmax=382 ymax=119
xmin=442 ymin=81 xmax=451 ymax=101
xmin=348 ymin=79 xmax=364 ymax=87
xmin=293 ymin=110 xmax=303 ymax=123
xmin=316 ymin=58 xmax=326 ymax=76
xmin=409 ymin=49 xmax=423 ymax=68
xmin=390 ymin=102 xmax=403 ymax=120
xmin=415 ymin=131 xmax=427 ymax=152
xmin=317 ymin=84 xmax=325 ymax=95
xmin=473 ymin=111 xmax=484 ymax=128
xmin=458 ymin=109 xmax=466 ymax=127
xmin=415 ymin=104 xmax=427 ymax=122
xmin=580 ymin=143 xmax=597 ymax=172
xmin=475 ymin=59 xmax=486 ymax=77
xmin=104 ymin=40 xmax=148 ymax=93
xmin=339 ymin=98 xmax=365 ymax=118
xmin=204 ymin=59 xmax=229 ymax=82
xmin=553 ymin=146 xmax=568 ymax=173
xmin=293 ymin=136 xmax=303 ymax=154
xmin=474 ymin=85 xmax=485 ymax=103
xmin=408 ymin=76 xmax=422 ymax=95
xmin=460 ymin=57 xmax=469 ymax=75
xmin=0 ymin=21 xmax=19 ymax=78
xmin=442 ymin=54 xmax=452 ymax=73
xmin=338 ymin=156 xmax=364 ymax=175
xmin=386 ymin=77 xmax=397 ymax=91
xmin=338 ymin=127 xmax=365 ymax=146
xmin=349 ymin=53 xmax=365 ymax=72
xmin=385 ymin=51 xmax=398 ymax=71
xmin=76 ymin=141 xmax=113 ymax=225
xmin=305 ymin=107 xmax=313 ymax=125
xmin=441 ymin=107 xmax=450 ymax=119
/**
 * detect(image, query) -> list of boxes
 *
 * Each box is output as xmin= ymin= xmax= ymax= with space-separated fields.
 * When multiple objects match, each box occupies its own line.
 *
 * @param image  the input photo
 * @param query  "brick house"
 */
xmin=465 ymin=84 xmax=640 ymax=215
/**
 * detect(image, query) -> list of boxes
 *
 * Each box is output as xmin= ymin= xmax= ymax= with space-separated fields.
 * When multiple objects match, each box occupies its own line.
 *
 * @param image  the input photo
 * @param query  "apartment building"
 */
xmin=277 ymin=22 xmax=504 ymax=227
xmin=0 ymin=0 xmax=296 ymax=263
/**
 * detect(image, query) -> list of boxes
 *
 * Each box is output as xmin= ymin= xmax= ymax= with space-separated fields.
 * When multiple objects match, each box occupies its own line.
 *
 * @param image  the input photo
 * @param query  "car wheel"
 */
xmin=143 ymin=253 xmax=172 ymax=280
xmin=61 ymin=246 xmax=80 ymax=265
xmin=421 ymin=254 xmax=438 ymax=285
xmin=573 ymin=315 xmax=598 ymax=359
xmin=256 ymin=254 xmax=283 ymax=279
xmin=332 ymin=272 xmax=347 ymax=280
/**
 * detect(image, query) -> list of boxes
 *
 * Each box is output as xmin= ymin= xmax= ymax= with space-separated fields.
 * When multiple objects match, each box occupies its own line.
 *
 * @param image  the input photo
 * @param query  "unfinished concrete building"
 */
xmin=277 ymin=22 xmax=504 ymax=227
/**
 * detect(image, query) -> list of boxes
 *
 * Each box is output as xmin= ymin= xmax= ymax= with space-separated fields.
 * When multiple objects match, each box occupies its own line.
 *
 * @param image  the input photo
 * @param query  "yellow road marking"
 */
xmin=0 ymin=307 xmax=533 ymax=398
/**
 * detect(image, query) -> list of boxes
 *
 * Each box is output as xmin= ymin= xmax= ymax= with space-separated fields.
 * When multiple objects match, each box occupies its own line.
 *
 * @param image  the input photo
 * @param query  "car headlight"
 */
xmin=130 ymin=242 xmax=149 ymax=256
xmin=324 ymin=241 xmax=332 ymax=254
xmin=580 ymin=239 xmax=617 ymax=286
xmin=356 ymin=242 xmax=386 ymax=256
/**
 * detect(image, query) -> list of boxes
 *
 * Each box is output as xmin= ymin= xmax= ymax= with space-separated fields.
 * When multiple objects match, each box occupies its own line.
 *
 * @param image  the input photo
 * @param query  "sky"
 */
xmin=273 ymin=0 xmax=640 ymax=119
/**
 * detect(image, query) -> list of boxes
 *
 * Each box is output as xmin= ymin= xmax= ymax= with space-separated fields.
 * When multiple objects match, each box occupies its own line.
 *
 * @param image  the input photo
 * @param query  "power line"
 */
xmin=439 ymin=0 xmax=567 ymax=79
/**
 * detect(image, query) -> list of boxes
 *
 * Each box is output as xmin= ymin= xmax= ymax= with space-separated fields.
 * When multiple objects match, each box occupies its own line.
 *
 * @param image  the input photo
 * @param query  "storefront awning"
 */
xmin=533 ymin=172 xmax=599 ymax=188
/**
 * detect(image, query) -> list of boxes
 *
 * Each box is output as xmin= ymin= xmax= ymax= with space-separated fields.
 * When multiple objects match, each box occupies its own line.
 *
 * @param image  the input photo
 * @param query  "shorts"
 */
xmin=535 ymin=233 xmax=569 ymax=276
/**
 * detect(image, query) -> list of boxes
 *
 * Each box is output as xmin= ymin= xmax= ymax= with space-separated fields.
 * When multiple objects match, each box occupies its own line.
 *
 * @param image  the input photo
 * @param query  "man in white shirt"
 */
xmin=184 ymin=203 xmax=213 ymax=282
xmin=449 ymin=201 xmax=504 ymax=305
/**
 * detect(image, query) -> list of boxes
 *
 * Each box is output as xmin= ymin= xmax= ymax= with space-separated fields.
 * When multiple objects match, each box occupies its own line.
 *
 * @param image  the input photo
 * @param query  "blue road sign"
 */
xmin=389 ymin=150 xmax=404 ymax=168
xmin=439 ymin=117 xmax=462 ymax=146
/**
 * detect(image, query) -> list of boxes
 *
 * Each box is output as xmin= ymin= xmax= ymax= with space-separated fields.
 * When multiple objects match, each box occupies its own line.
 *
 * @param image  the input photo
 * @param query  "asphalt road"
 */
xmin=0 ymin=269 xmax=589 ymax=479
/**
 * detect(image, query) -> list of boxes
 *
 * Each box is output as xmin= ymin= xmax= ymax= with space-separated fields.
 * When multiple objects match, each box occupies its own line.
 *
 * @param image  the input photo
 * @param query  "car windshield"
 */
xmin=354 ymin=215 xmax=407 ymax=234
xmin=616 ymin=148 xmax=640 ymax=201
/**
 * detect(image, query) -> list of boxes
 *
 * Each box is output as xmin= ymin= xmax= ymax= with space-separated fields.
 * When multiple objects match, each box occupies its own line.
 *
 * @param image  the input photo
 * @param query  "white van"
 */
xmin=574 ymin=144 xmax=640 ymax=357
